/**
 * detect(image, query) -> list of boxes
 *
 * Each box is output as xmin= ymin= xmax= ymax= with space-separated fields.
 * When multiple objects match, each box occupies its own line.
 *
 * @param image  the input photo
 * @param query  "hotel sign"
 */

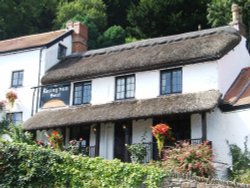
xmin=40 ymin=84 xmax=70 ymax=107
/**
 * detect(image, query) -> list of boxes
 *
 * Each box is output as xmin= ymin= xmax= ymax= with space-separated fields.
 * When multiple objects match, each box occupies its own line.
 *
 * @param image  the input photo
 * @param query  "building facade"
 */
xmin=0 ymin=22 xmax=87 ymax=123
xmin=23 ymin=25 xmax=250 ymax=178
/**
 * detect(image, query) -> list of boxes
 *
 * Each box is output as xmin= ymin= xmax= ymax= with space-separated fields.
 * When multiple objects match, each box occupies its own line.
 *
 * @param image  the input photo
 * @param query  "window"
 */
xmin=7 ymin=112 xmax=23 ymax=125
xmin=58 ymin=44 xmax=67 ymax=60
xmin=11 ymin=70 xmax=23 ymax=87
xmin=73 ymin=81 xmax=91 ymax=105
xmin=115 ymin=75 xmax=135 ymax=100
xmin=160 ymin=68 xmax=182 ymax=95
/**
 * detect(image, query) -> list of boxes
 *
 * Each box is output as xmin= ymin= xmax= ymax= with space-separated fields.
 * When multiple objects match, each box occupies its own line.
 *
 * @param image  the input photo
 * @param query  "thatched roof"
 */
xmin=24 ymin=90 xmax=221 ymax=130
xmin=42 ymin=26 xmax=241 ymax=85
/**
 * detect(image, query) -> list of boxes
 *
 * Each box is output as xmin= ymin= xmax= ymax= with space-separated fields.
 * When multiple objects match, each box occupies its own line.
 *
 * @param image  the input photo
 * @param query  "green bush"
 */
xmin=161 ymin=141 xmax=214 ymax=177
xmin=0 ymin=142 xmax=165 ymax=188
xmin=228 ymin=137 xmax=250 ymax=184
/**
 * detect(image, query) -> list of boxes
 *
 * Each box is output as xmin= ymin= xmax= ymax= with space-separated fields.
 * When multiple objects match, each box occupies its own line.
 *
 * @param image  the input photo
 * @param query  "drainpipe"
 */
xmin=35 ymin=47 xmax=46 ymax=113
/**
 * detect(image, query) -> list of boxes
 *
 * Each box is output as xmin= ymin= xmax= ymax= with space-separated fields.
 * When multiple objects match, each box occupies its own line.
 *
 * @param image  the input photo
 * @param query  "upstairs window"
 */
xmin=58 ymin=44 xmax=67 ymax=60
xmin=160 ymin=68 xmax=182 ymax=95
xmin=115 ymin=75 xmax=135 ymax=100
xmin=11 ymin=70 xmax=23 ymax=87
xmin=73 ymin=81 xmax=91 ymax=105
xmin=7 ymin=112 xmax=23 ymax=125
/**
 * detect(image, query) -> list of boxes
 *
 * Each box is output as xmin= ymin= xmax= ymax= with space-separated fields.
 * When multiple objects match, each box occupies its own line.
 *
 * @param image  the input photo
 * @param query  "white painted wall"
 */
xmin=132 ymin=119 xmax=152 ymax=143
xmin=0 ymin=50 xmax=40 ymax=121
xmin=190 ymin=109 xmax=250 ymax=179
xmin=183 ymin=62 xmax=218 ymax=93
xmin=218 ymin=37 xmax=250 ymax=96
xmin=135 ymin=71 xmax=159 ymax=99
xmin=190 ymin=113 xmax=202 ymax=139
xmin=99 ymin=122 xmax=114 ymax=160
xmin=91 ymin=77 xmax=115 ymax=105
xmin=43 ymin=35 xmax=72 ymax=73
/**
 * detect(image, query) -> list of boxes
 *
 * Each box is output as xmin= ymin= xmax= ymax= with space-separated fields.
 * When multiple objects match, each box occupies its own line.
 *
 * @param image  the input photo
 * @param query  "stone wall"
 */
xmin=162 ymin=174 xmax=250 ymax=188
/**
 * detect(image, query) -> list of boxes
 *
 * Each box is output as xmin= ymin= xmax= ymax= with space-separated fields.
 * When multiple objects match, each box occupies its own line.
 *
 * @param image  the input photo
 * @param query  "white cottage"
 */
xmin=23 ymin=20 xmax=250 ymax=179
xmin=0 ymin=22 xmax=88 ymax=123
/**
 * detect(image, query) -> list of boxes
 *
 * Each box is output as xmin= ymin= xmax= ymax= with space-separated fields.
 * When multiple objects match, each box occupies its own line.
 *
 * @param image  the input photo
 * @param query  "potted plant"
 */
xmin=6 ymin=91 xmax=17 ymax=107
xmin=152 ymin=123 xmax=174 ymax=158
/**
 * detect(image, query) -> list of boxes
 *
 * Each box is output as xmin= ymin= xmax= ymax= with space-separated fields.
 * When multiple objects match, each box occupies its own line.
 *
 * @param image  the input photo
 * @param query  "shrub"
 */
xmin=228 ymin=137 xmax=250 ymax=183
xmin=0 ymin=142 xmax=165 ymax=188
xmin=161 ymin=141 xmax=214 ymax=177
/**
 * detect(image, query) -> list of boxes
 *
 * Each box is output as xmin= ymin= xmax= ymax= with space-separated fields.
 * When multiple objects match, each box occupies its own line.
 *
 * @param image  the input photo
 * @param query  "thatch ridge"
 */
xmin=24 ymin=90 xmax=221 ymax=130
xmin=41 ymin=26 xmax=241 ymax=85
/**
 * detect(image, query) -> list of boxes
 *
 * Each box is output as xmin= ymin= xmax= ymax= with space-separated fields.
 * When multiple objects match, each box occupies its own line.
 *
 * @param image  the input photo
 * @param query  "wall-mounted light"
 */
xmin=123 ymin=125 xmax=127 ymax=130
xmin=93 ymin=126 xmax=97 ymax=133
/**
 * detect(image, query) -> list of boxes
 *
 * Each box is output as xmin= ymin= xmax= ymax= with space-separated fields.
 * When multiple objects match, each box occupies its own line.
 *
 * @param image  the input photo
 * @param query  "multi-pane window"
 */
xmin=58 ymin=44 xmax=67 ymax=60
xmin=73 ymin=81 xmax=91 ymax=105
xmin=11 ymin=70 xmax=23 ymax=87
xmin=115 ymin=75 xmax=135 ymax=100
xmin=160 ymin=68 xmax=182 ymax=95
xmin=7 ymin=112 xmax=23 ymax=125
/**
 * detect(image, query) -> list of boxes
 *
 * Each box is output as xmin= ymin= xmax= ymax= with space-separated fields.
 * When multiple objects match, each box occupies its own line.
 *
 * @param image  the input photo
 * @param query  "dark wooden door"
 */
xmin=114 ymin=121 xmax=132 ymax=162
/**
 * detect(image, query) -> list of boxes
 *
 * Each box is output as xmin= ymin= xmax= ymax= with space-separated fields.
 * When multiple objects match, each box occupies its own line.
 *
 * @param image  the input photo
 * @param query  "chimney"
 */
xmin=66 ymin=21 xmax=88 ymax=53
xmin=230 ymin=3 xmax=247 ymax=37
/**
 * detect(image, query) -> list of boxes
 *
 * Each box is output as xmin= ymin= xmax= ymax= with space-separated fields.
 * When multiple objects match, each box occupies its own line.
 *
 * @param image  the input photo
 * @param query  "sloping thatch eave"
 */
xmin=24 ymin=90 xmax=221 ymax=130
xmin=41 ymin=27 xmax=241 ymax=85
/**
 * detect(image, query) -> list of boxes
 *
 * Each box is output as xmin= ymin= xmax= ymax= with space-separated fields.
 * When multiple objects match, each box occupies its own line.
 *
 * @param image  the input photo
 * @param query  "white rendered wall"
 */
xmin=207 ymin=108 xmax=250 ymax=179
xmin=183 ymin=62 xmax=218 ymax=93
xmin=99 ymin=122 xmax=114 ymax=160
xmin=132 ymin=119 xmax=153 ymax=143
xmin=89 ymin=124 xmax=96 ymax=147
xmin=0 ymin=50 xmax=40 ymax=121
xmin=218 ymin=37 xmax=250 ymax=96
xmin=190 ymin=113 xmax=202 ymax=139
xmin=43 ymin=35 xmax=72 ymax=73
xmin=135 ymin=71 xmax=159 ymax=99
xmin=91 ymin=77 xmax=115 ymax=105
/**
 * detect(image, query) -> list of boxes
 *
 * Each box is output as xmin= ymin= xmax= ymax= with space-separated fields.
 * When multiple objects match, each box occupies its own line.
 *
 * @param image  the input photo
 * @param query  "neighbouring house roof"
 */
xmin=221 ymin=67 xmax=250 ymax=111
xmin=42 ymin=26 xmax=241 ymax=85
xmin=23 ymin=90 xmax=221 ymax=130
xmin=0 ymin=29 xmax=73 ymax=54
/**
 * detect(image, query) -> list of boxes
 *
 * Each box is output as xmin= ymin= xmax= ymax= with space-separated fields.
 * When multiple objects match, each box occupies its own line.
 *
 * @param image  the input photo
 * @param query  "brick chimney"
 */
xmin=66 ymin=21 xmax=88 ymax=53
xmin=230 ymin=3 xmax=247 ymax=37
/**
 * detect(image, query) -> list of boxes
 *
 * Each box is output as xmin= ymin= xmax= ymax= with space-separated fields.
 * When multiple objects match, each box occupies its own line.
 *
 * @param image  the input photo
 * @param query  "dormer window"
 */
xmin=115 ymin=75 xmax=135 ymax=100
xmin=160 ymin=68 xmax=182 ymax=95
xmin=73 ymin=81 xmax=92 ymax=105
xmin=58 ymin=44 xmax=67 ymax=60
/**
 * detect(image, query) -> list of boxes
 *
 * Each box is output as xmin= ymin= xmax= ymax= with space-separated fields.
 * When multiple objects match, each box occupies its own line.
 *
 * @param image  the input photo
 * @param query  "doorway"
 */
xmin=114 ymin=121 xmax=132 ymax=162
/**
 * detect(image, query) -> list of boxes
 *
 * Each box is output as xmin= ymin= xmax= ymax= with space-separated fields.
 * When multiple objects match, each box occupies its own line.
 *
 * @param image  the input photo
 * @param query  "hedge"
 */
xmin=0 ymin=142 xmax=165 ymax=188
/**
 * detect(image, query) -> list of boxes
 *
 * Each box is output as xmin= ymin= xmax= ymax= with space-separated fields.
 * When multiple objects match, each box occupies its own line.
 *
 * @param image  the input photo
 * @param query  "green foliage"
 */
xmin=126 ymin=143 xmax=147 ymax=163
xmin=0 ymin=142 xmax=165 ymax=187
xmin=97 ymin=25 xmax=126 ymax=48
xmin=6 ymin=124 xmax=34 ymax=145
xmin=207 ymin=0 xmax=250 ymax=37
xmin=162 ymin=141 xmax=215 ymax=177
xmin=127 ymin=0 xmax=210 ymax=38
xmin=55 ymin=0 xmax=107 ymax=31
xmin=0 ymin=0 xmax=60 ymax=40
xmin=228 ymin=137 xmax=250 ymax=183
xmin=0 ymin=119 xmax=34 ymax=145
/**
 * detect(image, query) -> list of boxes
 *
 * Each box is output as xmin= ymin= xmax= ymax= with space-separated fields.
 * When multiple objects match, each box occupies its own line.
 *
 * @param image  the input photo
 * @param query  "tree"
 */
xmin=97 ymin=25 xmax=126 ymax=48
xmin=55 ymin=0 xmax=107 ymax=31
xmin=102 ymin=0 xmax=138 ymax=28
xmin=127 ymin=0 xmax=211 ymax=39
xmin=0 ymin=0 xmax=60 ymax=40
xmin=207 ymin=0 xmax=250 ymax=38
